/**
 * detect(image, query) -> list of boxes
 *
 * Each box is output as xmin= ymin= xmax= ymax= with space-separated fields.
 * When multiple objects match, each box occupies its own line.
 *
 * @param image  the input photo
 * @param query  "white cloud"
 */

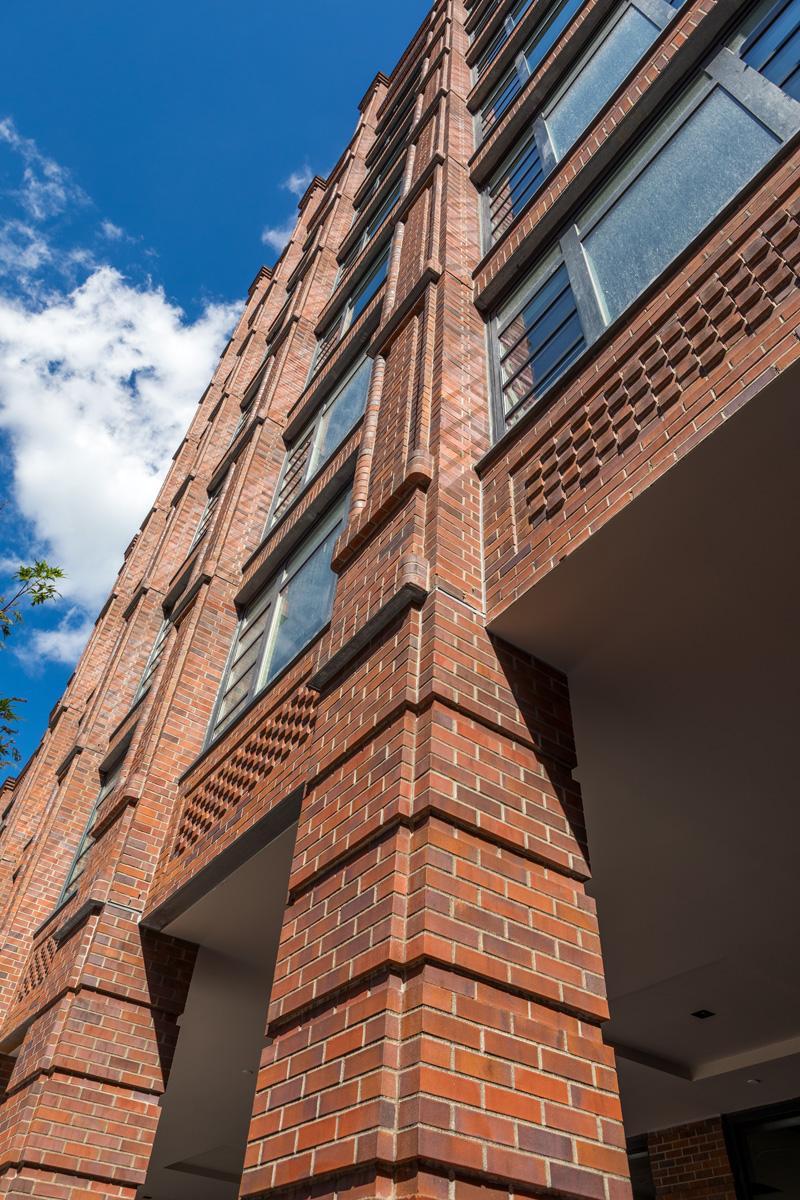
xmin=25 ymin=608 xmax=93 ymax=667
xmin=281 ymin=165 xmax=313 ymax=199
xmin=0 ymin=220 xmax=51 ymax=276
xmin=0 ymin=118 xmax=241 ymax=668
xmin=0 ymin=267 xmax=239 ymax=614
xmin=0 ymin=116 xmax=86 ymax=221
xmin=260 ymin=217 xmax=296 ymax=254
xmin=260 ymin=164 xmax=316 ymax=255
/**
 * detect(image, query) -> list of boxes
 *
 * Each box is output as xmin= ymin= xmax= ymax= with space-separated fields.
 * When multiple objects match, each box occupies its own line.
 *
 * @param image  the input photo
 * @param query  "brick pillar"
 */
xmin=239 ymin=3 xmax=630 ymax=1197
xmin=649 ymin=1120 xmax=737 ymax=1200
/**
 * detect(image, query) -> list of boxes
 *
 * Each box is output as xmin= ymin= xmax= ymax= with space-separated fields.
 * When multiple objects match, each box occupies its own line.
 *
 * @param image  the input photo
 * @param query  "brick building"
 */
xmin=0 ymin=0 xmax=798 ymax=1197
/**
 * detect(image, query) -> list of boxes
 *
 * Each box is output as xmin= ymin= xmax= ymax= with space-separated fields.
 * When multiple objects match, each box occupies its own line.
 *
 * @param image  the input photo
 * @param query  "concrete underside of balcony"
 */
xmin=490 ymin=359 xmax=800 ymax=1135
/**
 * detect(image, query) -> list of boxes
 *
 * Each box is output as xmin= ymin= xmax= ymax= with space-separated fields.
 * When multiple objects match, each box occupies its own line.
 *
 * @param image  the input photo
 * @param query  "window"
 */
xmin=489 ymin=1 xmax=800 ymax=435
xmin=269 ymin=356 xmax=372 ymax=529
xmin=487 ymin=129 xmax=547 ymax=242
xmin=479 ymin=0 xmax=584 ymax=138
xmin=210 ymin=492 xmax=349 ymax=739
xmin=475 ymin=0 xmax=536 ymax=79
xmin=484 ymin=0 xmax=678 ymax=244
xmin=542 ymin=0 xmax=668 ymax=159
xmin=471 ymin=0 xmax=506 ymax=45
xmin=357 ymin=131 xmax=409 ymax=214
xmin=190 ymin=480 xmax=223 ymax=551
xmin=60 ymin=761 xmax=124 ymax=904
xmin=725 ymin=1098 xmax=800 ymax=1200
xmin=133 ymin=616 xmax=170 ymax=704
xmin=737 ymin=0 xmax=800 ymax=100
xmin=314 ymin=245 xmax=391 ymax=371
xmin=493 ymin=248 xmax=589 ymax=427
xmin=627 ymin=1138 xmax=656 ymax=1200
xmin=339 ymin=178 xmax=403 ymax=283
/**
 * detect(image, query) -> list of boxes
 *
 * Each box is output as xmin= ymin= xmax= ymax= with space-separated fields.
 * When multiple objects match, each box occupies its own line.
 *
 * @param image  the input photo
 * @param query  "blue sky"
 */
xmin=0 ymin=0 xmax=430 ymax=768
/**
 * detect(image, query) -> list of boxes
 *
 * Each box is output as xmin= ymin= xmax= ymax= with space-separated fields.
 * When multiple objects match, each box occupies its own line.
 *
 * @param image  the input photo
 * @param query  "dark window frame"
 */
xmin=132 ymin=613 xmax=171 ymax=705
xmin=313 ymin=242 xmax=391 ymax=374
xmin=487 ymin=0 xmax=800 ymax=438
xmin=337 ymin=173 xmax=404 ymax=286
xmin=481 ymin=0 xmax=681 ymax=250
xmin=206 ymin=489 xmax=350 ymax=745
xmin=477 ymin=0 xmax=587 ymax=141
xmin=59 ymin=757 xmax=125 ymax=905
xmin=267 ymin=355 xmax=372 ymax=532
xmin=724 ymin=1096 xmax=800 ymax=1200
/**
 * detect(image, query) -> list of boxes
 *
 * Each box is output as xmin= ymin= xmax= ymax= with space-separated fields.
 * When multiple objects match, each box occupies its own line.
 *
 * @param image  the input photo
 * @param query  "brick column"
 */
xmin=239 ymin=4 xmax=630 ymax=1199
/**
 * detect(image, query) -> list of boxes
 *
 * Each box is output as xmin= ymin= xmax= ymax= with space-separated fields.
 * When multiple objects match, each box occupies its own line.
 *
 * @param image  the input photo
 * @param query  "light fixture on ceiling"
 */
xmin=691 ymin=1009 xmax=716 ymax=1019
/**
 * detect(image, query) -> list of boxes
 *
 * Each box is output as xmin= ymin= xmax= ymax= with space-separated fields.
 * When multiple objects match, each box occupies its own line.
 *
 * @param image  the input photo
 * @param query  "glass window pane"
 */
xmin=545 ymin=5 xmax=662 ymax=159
xmin=263 ymin=520 xmax=343 ymax=683
xmin=272 ymin=430 xmax=316 ymax=526
xmin=350 ymin=248 xmax=390 ymax=322
xmin=482 ymin=68 xmax=523 ymax=133
xmin=477 ymin=0 xmax=535 ymax=77
xmin=583 ymin=85 xmax=781 ymax=324
xmin=367 ymin=180 xmax=402 ymax=241
xmin=740 ymin=0 xmax=800 ymax=100
xmin=498 ymin=260 xmax=586 ymax=417
xmin=313 ymin=357 xmax=372 ymax=469
xmin=489 ymin=133 xmax=546 ymax=240
xmin=525 ymin=0 xmax=584 ymax=80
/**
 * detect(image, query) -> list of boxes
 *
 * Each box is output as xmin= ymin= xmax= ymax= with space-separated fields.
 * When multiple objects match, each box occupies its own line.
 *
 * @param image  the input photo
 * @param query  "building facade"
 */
xmin=0 ymin=0 xmax=798 ymax=1197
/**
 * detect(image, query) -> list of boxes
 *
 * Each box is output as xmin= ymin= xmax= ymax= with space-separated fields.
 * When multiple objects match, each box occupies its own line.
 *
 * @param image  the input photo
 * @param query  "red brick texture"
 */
xmin=0 ymin=0 xmax=794 ymax=1196
xmin=648 ymin=1120 xmax=737 ymax=1200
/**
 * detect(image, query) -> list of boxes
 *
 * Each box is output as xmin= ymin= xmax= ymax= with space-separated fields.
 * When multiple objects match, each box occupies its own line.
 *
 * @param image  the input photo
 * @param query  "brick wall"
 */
xmin=0 ymin=0 xmax=795 ymax=1194
xmin=648 ymin=1119 xmax=737 ymax=1200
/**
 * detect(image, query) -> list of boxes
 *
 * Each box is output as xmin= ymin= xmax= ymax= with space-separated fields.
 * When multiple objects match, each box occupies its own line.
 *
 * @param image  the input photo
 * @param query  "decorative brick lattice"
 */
xmin=520 ymin=207 xmax=800 ymax=528
xmin=17 ymin=935 xmax=56 ymax=1002
xmin=172 ymin=689 xmax=317 ymax=859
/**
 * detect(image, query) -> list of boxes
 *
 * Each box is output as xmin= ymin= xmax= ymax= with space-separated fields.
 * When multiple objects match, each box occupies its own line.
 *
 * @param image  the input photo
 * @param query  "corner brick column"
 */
xmin=240 ymin=3 xmax=631 ymax=1199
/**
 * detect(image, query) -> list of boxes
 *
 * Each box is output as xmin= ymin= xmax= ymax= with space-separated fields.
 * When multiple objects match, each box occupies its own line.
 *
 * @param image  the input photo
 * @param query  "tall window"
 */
xmin=474 ymin=0 xmax=537 ymax=78
xmin=133 ymin=616 xmax=170 ymax=704
xmin=484 ymin=0 xmax=680 ymax=245
xmin=357 ymin=133 xmax=409 ymax=215
xmin=190 ymin=479 xmax=223 ymax=551
xmin=60 ymin=760 xmax=124 ymax=904
xmin=489 ymin=0 xmax=800 ymax=435
xmin=210 ymin=492 xmax=349 ymax=740
xmin=314 ymin=245 xmax=390 ymax=371
xmin=269 ymin=356 xmax=372 ymax=529
xmin=736 ymin=0 xmax=800 ymax=100
xmin=478 ymin=0 xmax=584 ymax=138
xmin=339 ymin=178 xmax=403 ymax=283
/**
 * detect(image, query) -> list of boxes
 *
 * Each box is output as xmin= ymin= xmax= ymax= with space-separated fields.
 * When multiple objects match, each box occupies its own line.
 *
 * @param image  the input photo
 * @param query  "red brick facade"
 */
xmin=649 ymin=1120 xmax=737 ymax=1200
xmin=0 ymin=0 xmax=797 ymax=1196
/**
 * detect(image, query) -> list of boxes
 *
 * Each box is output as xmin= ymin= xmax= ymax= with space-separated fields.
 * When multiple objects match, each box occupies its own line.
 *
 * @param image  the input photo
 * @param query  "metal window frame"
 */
xmin=266 ymin=355 xmax=372 ymax=532
xmin=478 ymin=0 xmax=587 ymax=140
xmin=132 ymin=614 xmax=171 ymax=705
xmin=336 ymin=174 xmax=404 ymax=288
xmin=313 ymin=241 xmax=392 ymax=373
xmin=489 ymin=242 xmax=601 ymax=433
xmin=482 ymin=0 xmax=680 ymax=250
xmin=189 ymin=475 xmax=225 ymax=552
xmin=475 ymin=0 xmax=536 ymax=79
xmin=59 ymin=759 xmax=125 ymax=905
xmin=487 ymin=1 xmax=800 ymax=438
xmin=207 ymin=489 xmax=350 ymax=745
